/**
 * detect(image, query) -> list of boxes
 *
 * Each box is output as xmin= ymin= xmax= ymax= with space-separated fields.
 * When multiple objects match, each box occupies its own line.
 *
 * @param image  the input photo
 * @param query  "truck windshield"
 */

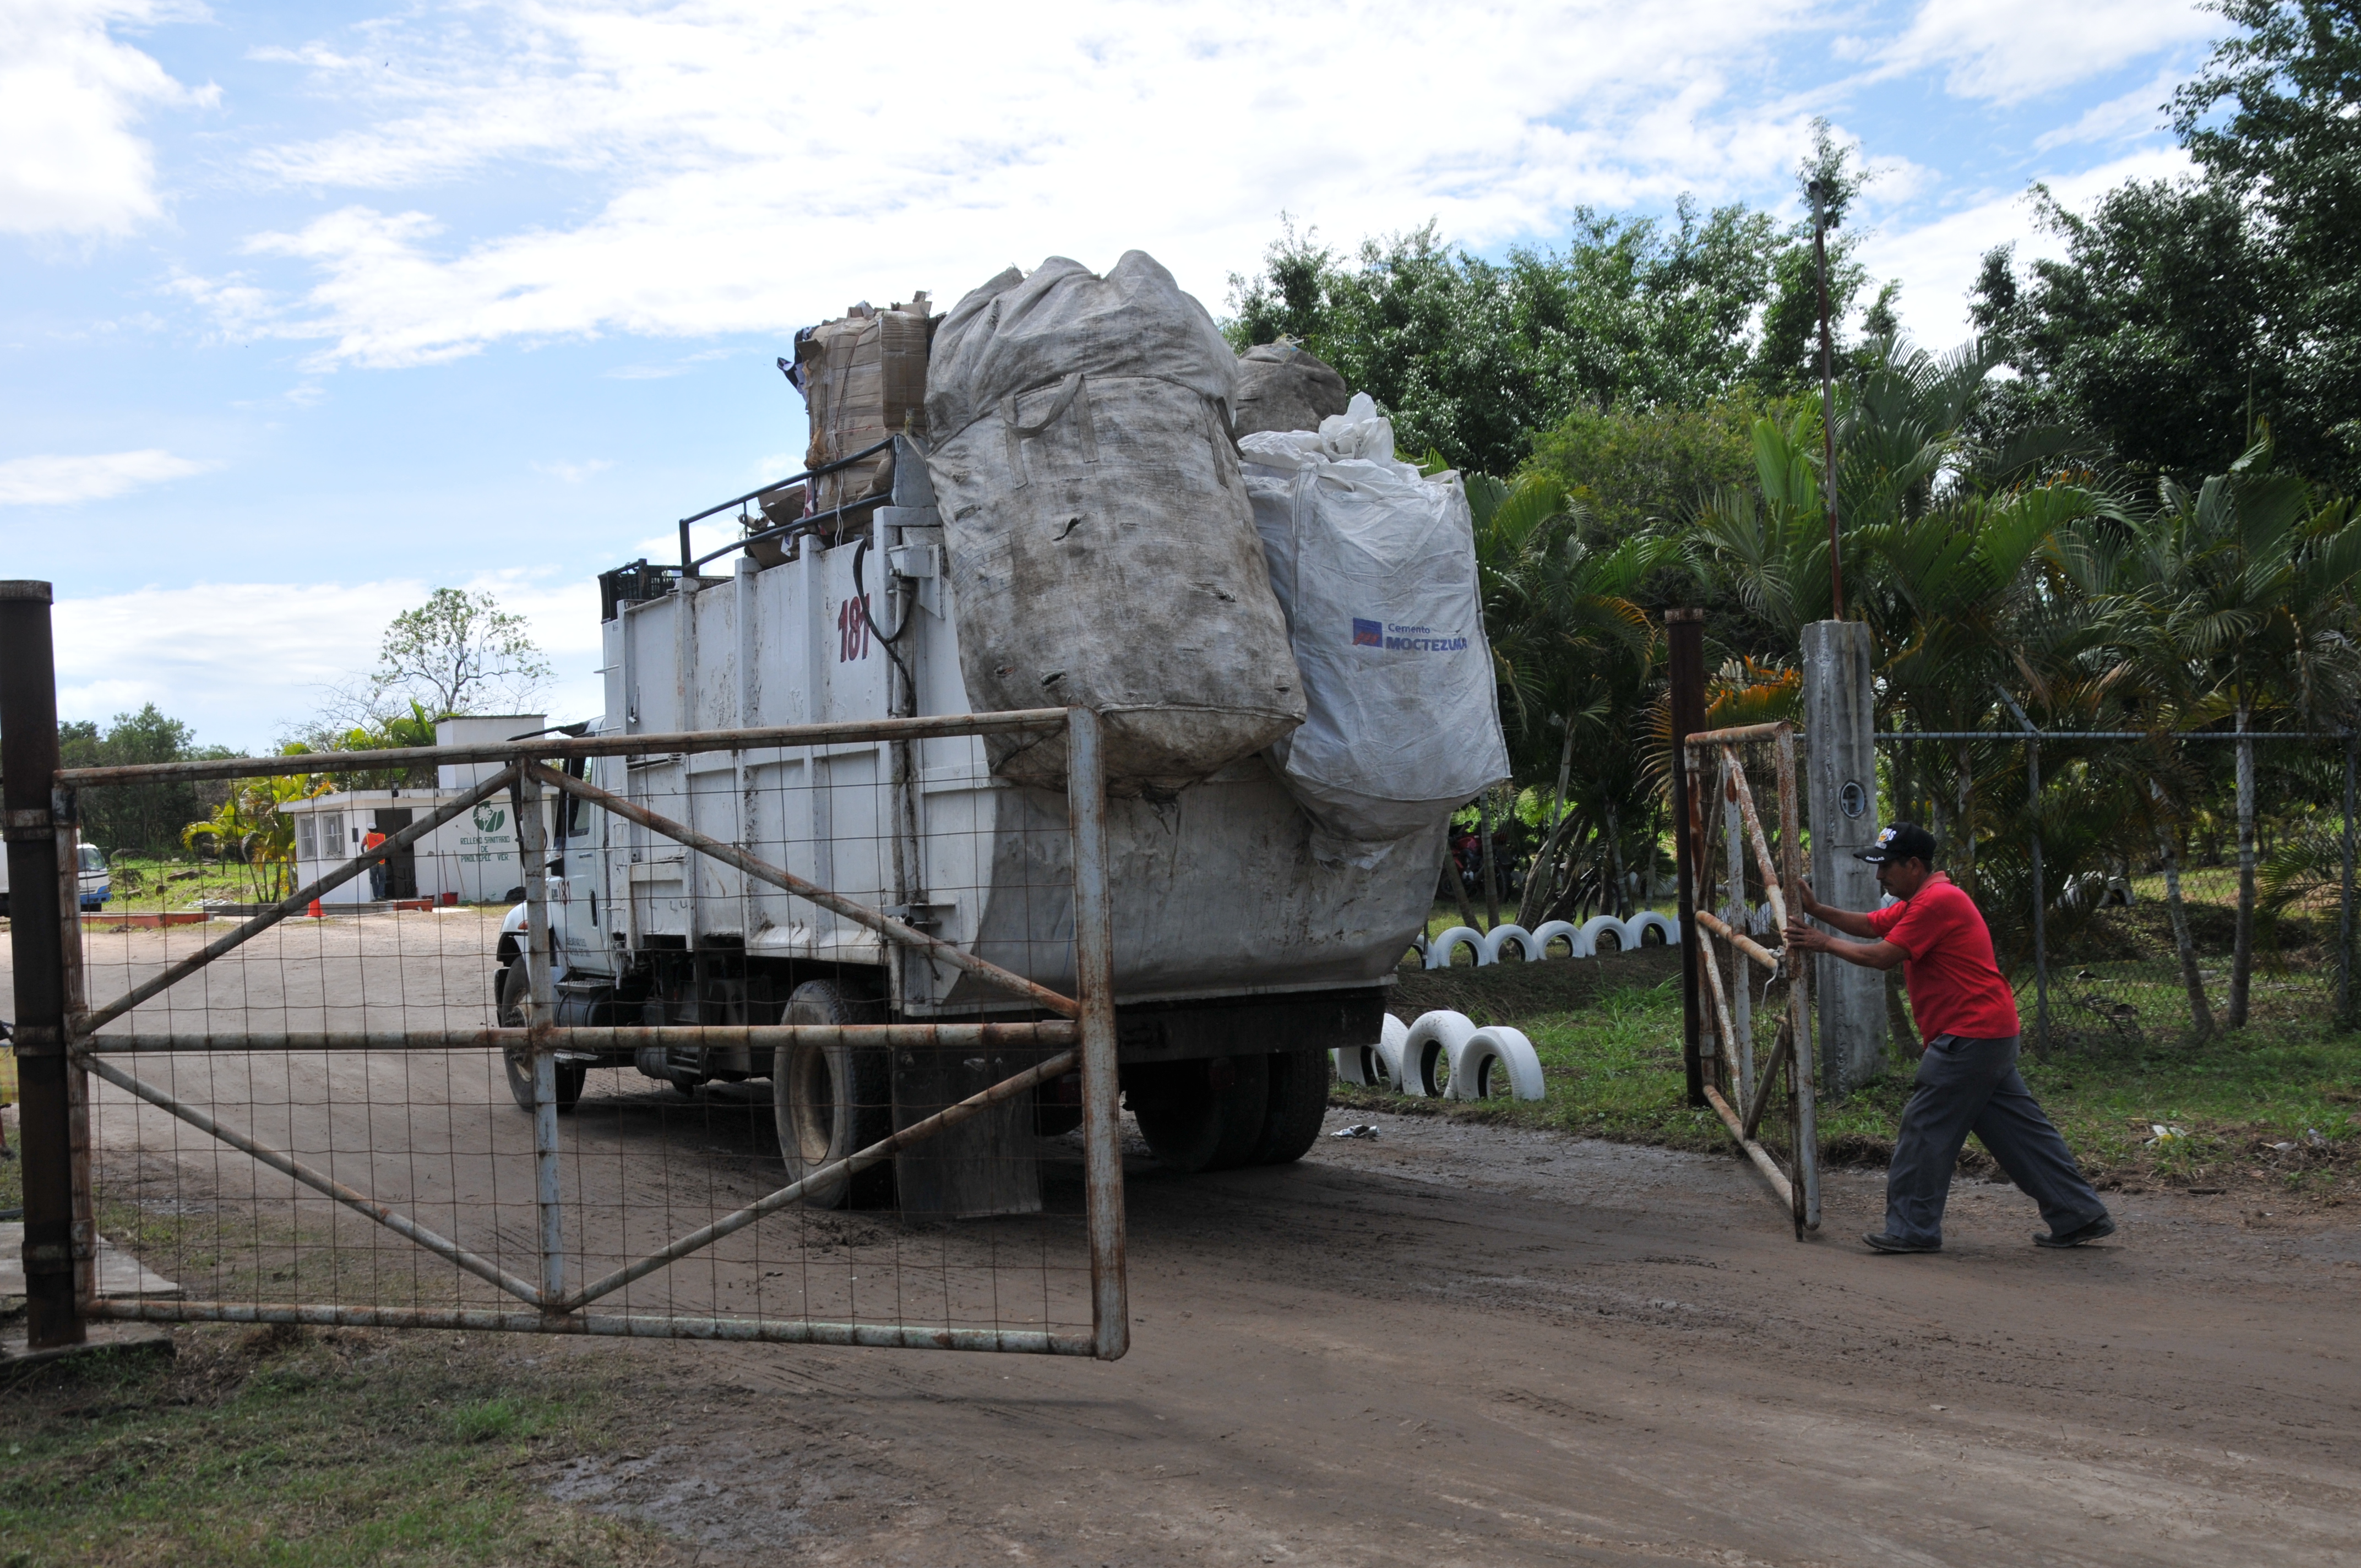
xmin=79 ymin=845 xmax=107 ymax=873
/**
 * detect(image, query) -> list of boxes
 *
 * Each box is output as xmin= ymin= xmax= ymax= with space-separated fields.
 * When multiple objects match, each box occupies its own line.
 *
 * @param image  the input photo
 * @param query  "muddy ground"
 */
xmin=14 ymin=917 xmax=2361 ymax=1564
xmin=546 ymin=1110 xmax=2360 ymax=1567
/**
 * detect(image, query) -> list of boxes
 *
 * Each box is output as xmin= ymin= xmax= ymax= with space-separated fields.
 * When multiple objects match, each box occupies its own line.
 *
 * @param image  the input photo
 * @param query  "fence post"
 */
xmin=2343 ymin=732 xmax=2355 ymax=1027
xmin=1802 ymin=619 xmax=1884 ymax=1093
xmin=1666 ymin=609 xmax=1707 ymax=1109
xmin=514 ymin=766 xmax=564 ymax=1310
xmin=1 ymin=580 xmax=85 ymax=1350
xmin=1065 ymin=706 xmax=1127 ymax=1361
xmin=1996 ymin=690 xmax=2048 ymax=1054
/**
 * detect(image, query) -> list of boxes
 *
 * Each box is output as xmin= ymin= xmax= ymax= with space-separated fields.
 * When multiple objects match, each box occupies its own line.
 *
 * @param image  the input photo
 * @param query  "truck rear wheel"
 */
xmin=1129 ymin=1055 xmax=1268 ymax=1174
xmin=772 ymin=980 xmax=893 ymax=1209
xmin=1247 ymin=1049 xmax=1330 ymax=1166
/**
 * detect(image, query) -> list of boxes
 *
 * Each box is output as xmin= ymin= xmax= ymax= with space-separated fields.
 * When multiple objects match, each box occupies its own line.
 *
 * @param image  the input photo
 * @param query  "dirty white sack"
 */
xmin=1241 ymin=395 xmax=1509 ymax=847
xmin=924 ymin=253 xmax=1305 ymax=790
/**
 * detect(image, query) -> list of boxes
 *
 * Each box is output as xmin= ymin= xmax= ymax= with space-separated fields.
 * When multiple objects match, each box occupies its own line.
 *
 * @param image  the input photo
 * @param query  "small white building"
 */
xmin=284 ymin=714 xmax=554 ymax=906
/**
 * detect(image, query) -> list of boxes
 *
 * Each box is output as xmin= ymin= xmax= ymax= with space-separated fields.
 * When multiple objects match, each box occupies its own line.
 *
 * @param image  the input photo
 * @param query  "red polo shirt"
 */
xmin=1864 ymin=873 xmax=2021 ymax=1042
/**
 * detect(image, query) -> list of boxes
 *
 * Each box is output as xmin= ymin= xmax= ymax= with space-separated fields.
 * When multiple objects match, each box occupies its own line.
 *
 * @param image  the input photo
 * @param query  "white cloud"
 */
xmin=0 ymin=447 xmax=215 ymax=504
xmin=1880 ymin=0 xmax=2219 ymax=105
xmin=1856 ymin=147 xmax=2191 ymax=346
xmin=2034 ymin=68 xmax=2182 ymax=151
xmin=0 ymin=0 xmax=215 ymax=237
xmin=54 ymin=574 xmax=605 ymax=749
xmin=196 ymin=0 xmax=1830 ymax=367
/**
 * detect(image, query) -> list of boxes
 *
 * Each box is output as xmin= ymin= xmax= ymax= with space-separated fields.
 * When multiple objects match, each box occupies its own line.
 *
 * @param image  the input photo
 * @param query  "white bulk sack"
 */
xmin=1241 ymin=395 xmax=1510 ymax=845
xmin=925 ymin=253 xmax=1305 ymax=791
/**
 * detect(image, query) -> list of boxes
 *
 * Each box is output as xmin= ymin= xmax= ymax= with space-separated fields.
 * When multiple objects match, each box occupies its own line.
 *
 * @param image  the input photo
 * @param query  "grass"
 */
xmin=0 ymin=1326 xmax=671 ymax=1567
xmin=1338 ymin=968 xmax=2361 ymax=1200
xmin=90 ymin=857 xmax=262 ymax=913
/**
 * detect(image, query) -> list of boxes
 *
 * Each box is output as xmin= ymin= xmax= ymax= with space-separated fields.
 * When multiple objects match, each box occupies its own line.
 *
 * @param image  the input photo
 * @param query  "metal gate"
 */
xmin=3 ymin=581 xmax=1125 ymax=1359
xmin=1680 ymin=720 xmax=1821 ymax=1236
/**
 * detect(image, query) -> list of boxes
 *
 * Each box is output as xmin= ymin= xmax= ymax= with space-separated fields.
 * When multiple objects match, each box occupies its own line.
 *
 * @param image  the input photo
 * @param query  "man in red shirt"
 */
xmin=1786 ymin=823 xmax=2114 ymax=1255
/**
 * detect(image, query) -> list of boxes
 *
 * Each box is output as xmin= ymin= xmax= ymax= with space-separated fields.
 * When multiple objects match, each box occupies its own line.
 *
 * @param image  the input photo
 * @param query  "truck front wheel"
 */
xmin=497 ymin=963 xmax=585 ymax=1112
xmin=771 ymin=980 xmax=893 ymax=1208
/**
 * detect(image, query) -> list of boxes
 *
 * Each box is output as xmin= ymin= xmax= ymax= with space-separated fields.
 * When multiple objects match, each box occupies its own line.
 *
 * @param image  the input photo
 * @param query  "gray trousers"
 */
xmin=1884 ymin=1033 xmax=2108 ymax=1246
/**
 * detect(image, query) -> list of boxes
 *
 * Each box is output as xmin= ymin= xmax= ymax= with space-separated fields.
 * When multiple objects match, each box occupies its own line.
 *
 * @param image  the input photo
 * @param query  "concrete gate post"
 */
xmin=1800 ymin=620 xmax=1885 ymax=1096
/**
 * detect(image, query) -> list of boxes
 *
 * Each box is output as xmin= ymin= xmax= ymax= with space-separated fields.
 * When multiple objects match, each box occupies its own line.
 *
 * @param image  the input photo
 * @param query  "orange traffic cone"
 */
xmin=308 ymin=899 xmax=323 ymax=918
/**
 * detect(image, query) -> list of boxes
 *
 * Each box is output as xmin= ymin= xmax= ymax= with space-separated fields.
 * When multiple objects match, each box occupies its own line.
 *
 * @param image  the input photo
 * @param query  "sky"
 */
xmin=3 ymin=0 xmax=2224 ymax=752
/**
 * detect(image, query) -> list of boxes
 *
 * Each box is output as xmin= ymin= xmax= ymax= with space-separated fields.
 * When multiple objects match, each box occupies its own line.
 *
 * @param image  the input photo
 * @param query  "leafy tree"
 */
xmin=372 ymin=588 xmax=552 ymax=717
xmin=1973 ymin=2 xmax=2361 ymax=488
xmin=1225 ymin=133 xmax=1875 ymax=475
xmin=53 ymin=705 xmax=230 ymax=858
xmin=1970 ymin=181 xmax=2278 ymax=482
xmin=1524 ymin=394 xmax=1771 ymax=542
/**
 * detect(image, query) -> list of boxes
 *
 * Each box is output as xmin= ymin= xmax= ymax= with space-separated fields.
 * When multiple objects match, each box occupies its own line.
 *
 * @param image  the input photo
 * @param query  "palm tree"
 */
xmin=2087 ymin=449 xmax=2361 ymax=1025
xmin=1465 ymin=471 xmax=1674 ymax=927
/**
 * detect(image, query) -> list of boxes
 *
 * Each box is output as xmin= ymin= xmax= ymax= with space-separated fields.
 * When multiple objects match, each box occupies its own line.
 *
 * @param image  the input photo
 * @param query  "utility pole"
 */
xmin=1811 ymin=179 xmax=1843 ymax=623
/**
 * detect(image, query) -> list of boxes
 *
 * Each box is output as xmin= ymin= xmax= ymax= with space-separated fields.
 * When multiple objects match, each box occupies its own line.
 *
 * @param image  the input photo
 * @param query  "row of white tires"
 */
xmin=1332 ymin=1010 xmax=1545 ymax=1101
xmin=1422 ymin=913 xmax=1679 ymax=969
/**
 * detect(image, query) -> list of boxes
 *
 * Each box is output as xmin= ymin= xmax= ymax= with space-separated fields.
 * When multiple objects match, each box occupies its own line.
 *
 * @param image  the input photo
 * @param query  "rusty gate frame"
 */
xmin=1680 ymin=720 xmax=1821 ymax=1237
xmin=4 ymin=582 xmax=1126 ymax=1358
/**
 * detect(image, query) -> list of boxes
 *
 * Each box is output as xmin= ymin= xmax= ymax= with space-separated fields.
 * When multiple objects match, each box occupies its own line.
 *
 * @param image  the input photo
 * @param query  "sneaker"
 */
xmin=2034 ymin=1215 xmax=2116 ymax=1249
xmin=1862 ymin=1231 xmax=1940 ymax=1254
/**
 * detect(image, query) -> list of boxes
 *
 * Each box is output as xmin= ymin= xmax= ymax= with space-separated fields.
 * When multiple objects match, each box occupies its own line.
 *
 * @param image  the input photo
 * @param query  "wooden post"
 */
xmin=2 ymin=581 xmax=84 ymax=1349
xmin=1800 ymin=619 xmax=1884 ymax=1096
xmin=1667 ymin=609 xmax=1707 ymax=1108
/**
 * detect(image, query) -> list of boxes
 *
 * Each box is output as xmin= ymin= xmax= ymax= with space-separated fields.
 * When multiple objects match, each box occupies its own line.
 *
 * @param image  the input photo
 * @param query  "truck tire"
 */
xmin=1248 ymin=1049 xmax=1330 ymax=1165
xmin=772 ymin=980 xmax=893 ymax=1209
xmin=1129 ymin=1055 xmax=1268 ymax=1173
xmin=497 ymin=963 xmax=585 ymax=1112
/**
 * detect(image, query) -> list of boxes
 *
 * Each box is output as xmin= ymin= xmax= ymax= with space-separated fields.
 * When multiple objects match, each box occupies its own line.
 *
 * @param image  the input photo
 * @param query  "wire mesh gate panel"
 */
xmin=23 ymin=703 xmax=1126 ymax=1359
xmin=1682 ymin=722 xmax=1821 ymax=1236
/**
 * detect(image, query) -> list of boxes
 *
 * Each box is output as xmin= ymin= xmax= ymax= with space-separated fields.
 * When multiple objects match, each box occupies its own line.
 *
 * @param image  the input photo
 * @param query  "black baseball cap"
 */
xmin=1857 ymin=823 xmax=1936 ymax=865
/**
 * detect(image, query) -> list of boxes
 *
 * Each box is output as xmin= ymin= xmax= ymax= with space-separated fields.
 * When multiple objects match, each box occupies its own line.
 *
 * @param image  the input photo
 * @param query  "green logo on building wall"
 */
xmin=474 ymin=805 xmax=508 ymax=833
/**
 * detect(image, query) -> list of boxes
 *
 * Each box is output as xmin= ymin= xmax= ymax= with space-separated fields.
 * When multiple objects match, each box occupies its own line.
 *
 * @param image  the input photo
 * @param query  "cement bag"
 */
xmin=925 ymin=252 xmax=1305 ymax=790
xmin=797 ymin=295 xmax=933 ymax=519
xmin=1241 ymin=394 xmax=1509 ymax=844
xmin=1233 ymin=340 xmax=1349 ymax=437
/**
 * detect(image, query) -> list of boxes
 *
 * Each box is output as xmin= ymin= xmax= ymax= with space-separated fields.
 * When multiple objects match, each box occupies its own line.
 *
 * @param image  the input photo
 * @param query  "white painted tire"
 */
xmin=1628 ymin=911 xmax=1679 ymax=946
xmin=1448 ymin=1026 xmax=1546 ymax=1102
xmin=1578 ymin=914 xmax=1628 ymax=954
xmin=1424 ymin=926 xmax=1487 ymax=969
xmin=1336 ymin=1013 xmax=1408 ymax=1088
xmin=1481 ymin=924 xmax=1539 ymax=963
xmin=1401 ymin=1010 xmax=1477 ymax=1098
xmin=1530 ymin=919 xmax=1585 ymax=959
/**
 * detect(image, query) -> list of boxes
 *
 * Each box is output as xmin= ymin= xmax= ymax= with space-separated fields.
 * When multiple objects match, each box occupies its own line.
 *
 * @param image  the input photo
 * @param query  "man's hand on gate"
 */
xmin=1793 ymin=877 xmax=1819 ymax=917
xmin=1784 ymin=916 xmax=1832 ymax=954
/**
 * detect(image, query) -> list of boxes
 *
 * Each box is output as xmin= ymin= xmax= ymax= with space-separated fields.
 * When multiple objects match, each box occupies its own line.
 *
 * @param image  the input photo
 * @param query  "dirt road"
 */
xmin=556 ymin=1110 xmax=2359 ymax=1567
xmin=25 ymin=918 xmax=2361 ymax=1563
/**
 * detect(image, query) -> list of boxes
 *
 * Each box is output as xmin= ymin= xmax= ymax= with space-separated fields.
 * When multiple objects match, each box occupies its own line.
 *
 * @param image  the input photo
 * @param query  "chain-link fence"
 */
xmin=1878 ymin=727 xmax=2357 ymax=1054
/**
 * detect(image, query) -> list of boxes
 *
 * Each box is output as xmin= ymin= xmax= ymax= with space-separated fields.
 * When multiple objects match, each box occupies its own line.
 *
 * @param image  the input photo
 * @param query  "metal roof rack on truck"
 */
xmin=673 ymin=436 xmax=897 ymax=573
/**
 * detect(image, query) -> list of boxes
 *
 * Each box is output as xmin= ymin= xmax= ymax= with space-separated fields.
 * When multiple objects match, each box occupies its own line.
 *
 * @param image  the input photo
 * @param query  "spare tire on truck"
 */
xmin=923 ymin=252 xmax=1307 ymax=793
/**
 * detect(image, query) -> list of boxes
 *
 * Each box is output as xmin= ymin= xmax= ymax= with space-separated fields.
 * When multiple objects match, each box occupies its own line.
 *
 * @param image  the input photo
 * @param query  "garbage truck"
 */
xmin=493 ymin=252 xmax=1508 ymax=1207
